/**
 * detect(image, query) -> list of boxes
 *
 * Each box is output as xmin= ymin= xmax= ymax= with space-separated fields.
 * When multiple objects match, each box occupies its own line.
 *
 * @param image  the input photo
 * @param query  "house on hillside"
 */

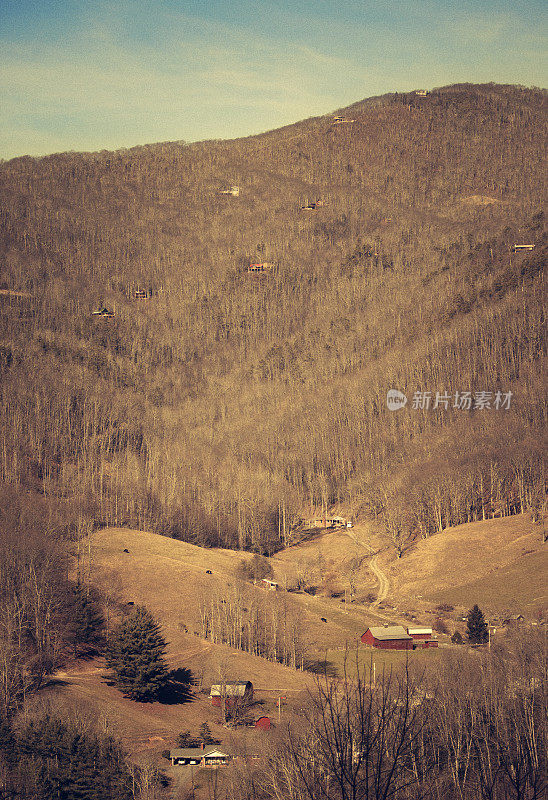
xmin=220 ymin=186 xmax=240 ymax=196
xmin=210 ymin=681 xmax=253 ymax=707
xmin=261 ymin=578 xmax=279 ymax=591
xmin=303 ymin=516 xmax=352 ymax=530
xmin=134 ymin=288 xmax=150 ymax=300
xmin=247 ymin=262 xmax=271 ymax=273
xmin=332 ymin=116 xmax=354 ymax=124
xmin=92 ymin=306 xmax=115 ymax=318
xmin=170 ymin=746 xmax=231 ymax=767
xmin=415 ymin=90 xmax=428 ymax=97
xmin=361 ymin=626 xmax=413 ymax=650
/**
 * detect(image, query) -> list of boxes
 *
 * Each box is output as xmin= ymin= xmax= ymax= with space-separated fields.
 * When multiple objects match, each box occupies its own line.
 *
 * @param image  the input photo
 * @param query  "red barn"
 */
xmin=361 ymin=626 xmax=413 ymax=650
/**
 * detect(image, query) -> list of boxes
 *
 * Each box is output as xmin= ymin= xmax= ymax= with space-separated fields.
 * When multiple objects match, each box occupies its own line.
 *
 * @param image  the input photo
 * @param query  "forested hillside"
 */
xmin=0 ymin=83 xmax=546 ymax=555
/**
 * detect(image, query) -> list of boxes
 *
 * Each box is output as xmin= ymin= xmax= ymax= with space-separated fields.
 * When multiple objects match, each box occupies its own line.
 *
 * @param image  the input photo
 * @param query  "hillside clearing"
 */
xmin=385 ymin=513 xmax=547 ymax=615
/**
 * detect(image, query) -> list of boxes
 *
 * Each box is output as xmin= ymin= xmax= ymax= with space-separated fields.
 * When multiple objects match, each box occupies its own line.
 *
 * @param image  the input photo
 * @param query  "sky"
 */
xmin=0 ymin=0 xmax=546 ymax=160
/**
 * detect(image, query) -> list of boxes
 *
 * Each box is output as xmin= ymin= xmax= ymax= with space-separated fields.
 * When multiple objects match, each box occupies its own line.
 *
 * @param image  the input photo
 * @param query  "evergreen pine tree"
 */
xmin=16 ymin=714 xmax=133 ymax=800
xmin=466 ymin=604 xmax=489 ymax=644
xmin=106 ymin=606 xmax=169 ymax=701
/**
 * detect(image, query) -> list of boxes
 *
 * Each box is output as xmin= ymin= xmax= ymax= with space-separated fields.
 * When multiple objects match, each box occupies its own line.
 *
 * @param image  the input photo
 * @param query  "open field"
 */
xmin=44 ymin=513 xmax=545 ymax=790
xmin=322 ymin=644 xmax=446 ymax=682
xmin=379 ymin=513 xmax=547 ymax=617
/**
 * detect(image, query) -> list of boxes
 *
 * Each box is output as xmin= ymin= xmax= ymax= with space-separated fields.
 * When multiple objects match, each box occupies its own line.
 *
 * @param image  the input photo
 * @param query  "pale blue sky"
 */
xmin=0 ymin=0 xmax=546 ymax=160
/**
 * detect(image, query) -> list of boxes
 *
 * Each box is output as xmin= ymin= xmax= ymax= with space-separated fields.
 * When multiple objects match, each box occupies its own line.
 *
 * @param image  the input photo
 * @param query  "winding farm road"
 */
xmin=369 ymin=554 xmax=390 ymax=604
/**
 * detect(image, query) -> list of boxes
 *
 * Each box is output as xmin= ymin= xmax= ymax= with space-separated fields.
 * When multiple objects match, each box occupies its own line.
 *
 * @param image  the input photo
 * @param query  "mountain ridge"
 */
xmin=0 ymin=81 xmax=545 ymax=556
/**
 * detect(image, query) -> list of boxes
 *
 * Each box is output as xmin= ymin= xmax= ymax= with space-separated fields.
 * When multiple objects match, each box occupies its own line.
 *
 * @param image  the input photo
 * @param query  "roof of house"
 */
xmin=170 ymin=748 xmax=229 ymax=759
xmin=407 ymin=628 xmax=433 ymax=635
xmin=210 ymin=681 xmax=251 ymax=696
xmin=367 ymin=626 xmax=412 ymax=641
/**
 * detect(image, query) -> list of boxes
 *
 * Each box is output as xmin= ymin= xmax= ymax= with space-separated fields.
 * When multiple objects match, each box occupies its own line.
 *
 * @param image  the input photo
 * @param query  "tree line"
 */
xmin=233 ymin=630 xmax=546 ymax=800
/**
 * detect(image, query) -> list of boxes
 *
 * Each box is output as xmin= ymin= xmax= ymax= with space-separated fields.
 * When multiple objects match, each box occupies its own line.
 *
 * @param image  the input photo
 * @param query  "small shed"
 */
xmin=261 ymin=579 xmax=279 ymax=591
xmin=255 ymin=716 xmax=271 ymax=731
xmin=210 ymin=681 xmax=253 ymax=707
xmin=170 ymin=746 xmax=231 ymax=767
xmin=361 ymin=626 xmax=413 ymax=650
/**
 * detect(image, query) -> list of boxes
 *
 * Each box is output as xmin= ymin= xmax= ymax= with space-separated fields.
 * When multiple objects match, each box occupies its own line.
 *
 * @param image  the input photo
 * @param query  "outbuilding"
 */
xmin=407 ymin=627 xmax=433 ymax=640
xmin=407 ymin=627 xmax=438 ymax=648
xmin=261 ymin=579 xmax=279 ymax=591
xmin=210 ymin=681 xmax=253 ymax=707
xmin=361 ymin=626 xmax=413 ymax=650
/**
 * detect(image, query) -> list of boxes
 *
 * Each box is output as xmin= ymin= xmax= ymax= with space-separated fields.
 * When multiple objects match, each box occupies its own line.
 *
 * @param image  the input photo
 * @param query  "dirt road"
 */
xmin=369 ymin=554 xmax=390 ymax=603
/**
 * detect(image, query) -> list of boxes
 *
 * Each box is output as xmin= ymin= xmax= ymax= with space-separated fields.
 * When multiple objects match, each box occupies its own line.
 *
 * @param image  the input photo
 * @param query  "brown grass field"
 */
xmin=44 ymin=513 xmax=545 ymax=791
xmin=385 ymin=513 xmax=547 ymax=616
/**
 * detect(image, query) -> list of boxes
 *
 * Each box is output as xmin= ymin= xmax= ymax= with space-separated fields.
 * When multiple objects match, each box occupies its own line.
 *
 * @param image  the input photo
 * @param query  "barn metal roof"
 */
xmin=210 ymin=681 xmax=251 ymax=696
xmin=367 ymin=626 xmax=412 ymax=641
xmin=407 ymin=628 xmax=433 ymax=635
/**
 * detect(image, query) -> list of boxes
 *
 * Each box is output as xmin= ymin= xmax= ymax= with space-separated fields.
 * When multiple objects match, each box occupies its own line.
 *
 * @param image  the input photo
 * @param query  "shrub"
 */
xmin=433 ymin=617 xmax=448 ymax=634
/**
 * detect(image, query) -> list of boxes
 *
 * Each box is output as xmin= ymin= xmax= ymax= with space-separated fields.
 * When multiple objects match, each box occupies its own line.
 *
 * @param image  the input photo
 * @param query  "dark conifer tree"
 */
xmin=466 ymin=604 xmax=489 ymax=644
xmin=106 ymin=606 xmax=169 ymax=700
xmin=15 ymin=714 xmax=133 ymax=800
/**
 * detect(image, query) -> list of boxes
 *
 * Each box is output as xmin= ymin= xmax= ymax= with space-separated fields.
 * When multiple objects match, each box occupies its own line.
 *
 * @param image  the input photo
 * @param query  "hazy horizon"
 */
xmin=1 ymin=0 xmax=546 ymax=161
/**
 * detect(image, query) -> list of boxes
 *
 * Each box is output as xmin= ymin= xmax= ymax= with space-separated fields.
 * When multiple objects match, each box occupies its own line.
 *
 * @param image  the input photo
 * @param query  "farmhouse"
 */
xmin=170 ymin=746 xmax=231 ymax=767
xmin=209 ymin=681 xmax=253 ymax=707
xmin=261 ymin=578 xmax=279 ymax=591
xmin=361 ymin=626 xmax=413 ymax=650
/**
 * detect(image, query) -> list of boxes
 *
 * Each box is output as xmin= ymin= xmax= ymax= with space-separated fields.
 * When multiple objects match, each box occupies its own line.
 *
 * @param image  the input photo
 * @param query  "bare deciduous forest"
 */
xmin=0 ymin=84 xmax=546 ymax=799
xmin=0 ymin=83 xmax=546 ymax=557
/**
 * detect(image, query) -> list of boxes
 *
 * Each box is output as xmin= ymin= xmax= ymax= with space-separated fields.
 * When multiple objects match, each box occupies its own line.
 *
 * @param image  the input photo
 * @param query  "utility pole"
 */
xmin=278 ymin=695 xmax=281 ymax=724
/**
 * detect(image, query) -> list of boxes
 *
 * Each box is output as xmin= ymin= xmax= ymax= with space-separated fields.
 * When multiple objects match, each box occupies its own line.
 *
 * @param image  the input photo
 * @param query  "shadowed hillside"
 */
xmin=0 ymin=82 xmax=546 ymax=556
